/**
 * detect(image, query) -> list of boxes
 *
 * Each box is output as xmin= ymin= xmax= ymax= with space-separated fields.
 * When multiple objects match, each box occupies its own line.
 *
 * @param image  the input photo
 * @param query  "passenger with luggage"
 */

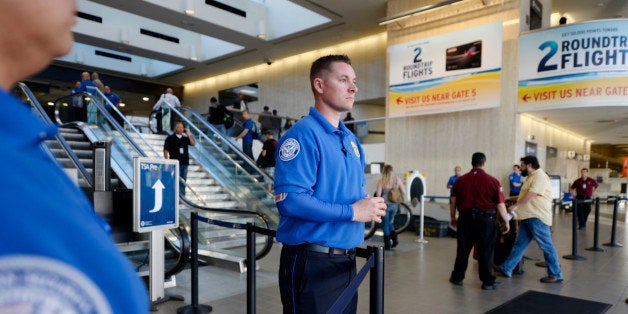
xmin=376 ymin=164 xmax=406 ymax=250
xmin=498 ymin=156 xmax=564 ymax=284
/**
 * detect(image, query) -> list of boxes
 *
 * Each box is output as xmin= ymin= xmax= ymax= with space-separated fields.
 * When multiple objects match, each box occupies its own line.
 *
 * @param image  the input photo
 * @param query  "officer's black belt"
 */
xmin=304 ymin=243 xmax=355 ymax=256
xmin=460 ymin=208 xmax=496 ymax=217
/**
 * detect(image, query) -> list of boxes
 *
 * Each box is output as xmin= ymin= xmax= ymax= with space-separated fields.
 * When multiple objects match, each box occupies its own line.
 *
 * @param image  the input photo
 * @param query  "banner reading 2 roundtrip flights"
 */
xmin=518 ymin=19 xmax=628 ymax=109
xmin=388 ymin=21 xmax=502 ymax=117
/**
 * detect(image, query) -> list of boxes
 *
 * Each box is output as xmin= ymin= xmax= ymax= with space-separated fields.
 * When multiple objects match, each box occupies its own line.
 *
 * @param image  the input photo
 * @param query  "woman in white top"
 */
xmin=376 ymin=165 xmax=406 ymax=249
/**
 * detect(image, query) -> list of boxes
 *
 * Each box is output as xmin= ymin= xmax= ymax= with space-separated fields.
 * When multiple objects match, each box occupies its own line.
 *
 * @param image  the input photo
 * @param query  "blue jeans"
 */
xmin=501 ymin=218 xmax=562 ymax=279
xmin=179 ymin=164 xmax=188 ymax=196
xmin=382 ymin=203 xmax=399 ymax=236
xmin=242 ymin=141 xmax=253 ymax=159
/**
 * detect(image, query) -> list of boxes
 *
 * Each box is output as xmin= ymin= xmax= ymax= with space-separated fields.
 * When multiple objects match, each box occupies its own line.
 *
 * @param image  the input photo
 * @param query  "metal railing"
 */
xmin=14 ymin=83 xmax=94 ymax=189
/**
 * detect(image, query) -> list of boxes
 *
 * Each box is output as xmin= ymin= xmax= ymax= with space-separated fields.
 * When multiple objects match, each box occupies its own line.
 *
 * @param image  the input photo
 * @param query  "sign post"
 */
xmin=133 ymin=157 xmax=180 ymax=308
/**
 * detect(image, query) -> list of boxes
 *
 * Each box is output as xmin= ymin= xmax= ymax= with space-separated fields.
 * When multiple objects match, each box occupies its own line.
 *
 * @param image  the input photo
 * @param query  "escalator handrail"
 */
xmin=179 ymin=195 xmax=274 ymax=261
xmin=158 ymin=101 xmax=273 ymax=195
xmin=16 ymin=83 xmax=95 ymax=189
xmin=86 ymin=86 xmax=164 ymax=158
xmin=54 ymin=91 xmax=149 ymax=158
xmin=178 ymin=106 xmax=274 ymax=185
xmin=164 ymin=225 xmax=191 ymax=278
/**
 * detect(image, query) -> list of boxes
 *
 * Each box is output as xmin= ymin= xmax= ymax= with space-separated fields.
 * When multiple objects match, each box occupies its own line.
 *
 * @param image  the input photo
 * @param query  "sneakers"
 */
xmin=540 ymin=276 xmax=563 ymax=283
xmin=481 ymin=281 xmax=502 ymax=290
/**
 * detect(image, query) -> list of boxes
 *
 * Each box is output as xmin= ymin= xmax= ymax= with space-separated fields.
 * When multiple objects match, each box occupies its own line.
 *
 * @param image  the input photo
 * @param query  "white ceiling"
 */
xmin=52 ymin=0 xmax=627 ymax=145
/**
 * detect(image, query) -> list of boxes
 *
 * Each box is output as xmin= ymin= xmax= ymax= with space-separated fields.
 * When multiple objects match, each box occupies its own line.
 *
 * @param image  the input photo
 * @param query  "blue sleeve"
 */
xmin=276 ymin=192 xmax=354 ymax=222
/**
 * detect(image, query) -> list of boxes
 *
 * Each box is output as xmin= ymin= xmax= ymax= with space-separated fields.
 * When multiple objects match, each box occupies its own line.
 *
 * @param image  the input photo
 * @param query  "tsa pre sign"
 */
xmin=133 ymin=158 xmax=179 ymax=232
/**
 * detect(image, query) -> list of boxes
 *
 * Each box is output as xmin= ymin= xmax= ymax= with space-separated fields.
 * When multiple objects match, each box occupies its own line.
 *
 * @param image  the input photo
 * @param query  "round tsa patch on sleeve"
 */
xmin=279 ymin=138 xmax=300 ymax=161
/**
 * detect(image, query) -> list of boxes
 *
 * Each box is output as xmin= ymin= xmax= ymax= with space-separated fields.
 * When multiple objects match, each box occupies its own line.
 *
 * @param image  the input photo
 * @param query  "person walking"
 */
xmin=449 ymin=152 xmax=510 ymax=290
xmin=499 ymin=156 xmax=564 ymax=283
xmin=570 ymin=168 xmax=598 ymax=229
xmin=274 ymin=55 xmax=386 ymax=313
xmin=376 ymin=164 xmax=406 ymax=250
xmin=163 ymin=122 xmax=196 ymax=196
xmin=233 ymin=110 xmax=255 ymax=159
xmin=207 ymin=96 xmax=230 ymax=136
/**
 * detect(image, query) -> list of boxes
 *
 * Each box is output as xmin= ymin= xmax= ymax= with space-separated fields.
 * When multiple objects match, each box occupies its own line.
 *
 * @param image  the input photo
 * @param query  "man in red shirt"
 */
xmin=449 ymin=152 xmax=509 ymax=290
xmin=570 ymin=168 xmax=598 ymax=229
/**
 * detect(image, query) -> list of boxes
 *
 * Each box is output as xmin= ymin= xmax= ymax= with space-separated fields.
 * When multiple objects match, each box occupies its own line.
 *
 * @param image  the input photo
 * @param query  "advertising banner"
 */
xmin=518 ymin=19 xmax=628 ymax=110
xmin=388 ymin=21 xmax=503 ymax=117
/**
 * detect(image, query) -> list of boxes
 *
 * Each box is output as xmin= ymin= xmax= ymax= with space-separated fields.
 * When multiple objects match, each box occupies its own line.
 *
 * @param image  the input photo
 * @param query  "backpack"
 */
xmin=223 ymin=114 xmax=234 ymax=128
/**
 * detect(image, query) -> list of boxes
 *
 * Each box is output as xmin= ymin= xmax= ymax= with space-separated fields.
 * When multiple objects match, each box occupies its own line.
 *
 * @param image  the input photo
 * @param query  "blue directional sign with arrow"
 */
xmin=133 ymin=157 xmax=179 ymax=232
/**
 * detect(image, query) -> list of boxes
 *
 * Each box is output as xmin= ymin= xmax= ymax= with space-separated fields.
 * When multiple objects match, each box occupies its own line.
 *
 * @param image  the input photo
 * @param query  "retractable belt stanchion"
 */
xmin=369 ymin=246 xmax=384 ymax=314
xmin=563 ymin=199 xmax=586 ymax=261
xmin=603 ymin=196 xmax=623 ymax=248
xmin=585 ymin=197 xmax=605 ymax=252
xmin=177 ymin=212 xmax=212 ymax=314
xmin=246 ymin=223 xmax=256 ymax=314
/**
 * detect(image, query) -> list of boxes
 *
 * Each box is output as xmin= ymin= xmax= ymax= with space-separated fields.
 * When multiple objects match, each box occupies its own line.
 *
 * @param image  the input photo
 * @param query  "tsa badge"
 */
xmin=350 ymin=141 xmax=360 ymax=158
xmin=279 ymin=138 xmax=300 ymax=161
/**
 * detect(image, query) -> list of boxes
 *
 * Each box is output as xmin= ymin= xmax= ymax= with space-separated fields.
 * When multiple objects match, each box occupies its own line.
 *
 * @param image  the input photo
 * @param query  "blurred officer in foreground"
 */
xmin=0 ymin=1 xmax=148 ymax=312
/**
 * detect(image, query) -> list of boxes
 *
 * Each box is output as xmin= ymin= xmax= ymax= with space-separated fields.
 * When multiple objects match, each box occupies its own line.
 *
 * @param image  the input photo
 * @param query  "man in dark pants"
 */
xmin=449 ymin=152 xmax=509 ymax=290
xmin=570 ymin=168 xmax=598 ymax=229
xmin=274 ymin=55 xmax=386 ymax=313
xmin=163 ymin=122 xmax=196 ymax=196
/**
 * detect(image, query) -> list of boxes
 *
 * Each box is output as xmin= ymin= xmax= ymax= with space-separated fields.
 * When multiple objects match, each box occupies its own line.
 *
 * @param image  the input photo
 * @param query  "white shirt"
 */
xmin=153 ymin=93 xmax=181 ymax=110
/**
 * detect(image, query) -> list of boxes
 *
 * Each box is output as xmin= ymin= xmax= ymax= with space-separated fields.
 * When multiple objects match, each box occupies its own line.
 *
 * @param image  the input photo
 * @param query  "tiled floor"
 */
xmin=155 ymin=204 xmax=627 ymax=313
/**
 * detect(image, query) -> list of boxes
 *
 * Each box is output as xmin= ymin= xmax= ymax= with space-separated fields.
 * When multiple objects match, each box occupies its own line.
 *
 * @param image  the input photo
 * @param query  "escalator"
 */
xmin=55 ymin=87 xmax=275 ymax=272
xmin=13 ymin=83 xmax=189 ymax=277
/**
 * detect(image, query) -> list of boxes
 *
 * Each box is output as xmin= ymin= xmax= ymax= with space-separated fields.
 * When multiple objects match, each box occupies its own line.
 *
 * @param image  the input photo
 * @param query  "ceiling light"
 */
xmin=378 ymin=0 xmax=464 ymax=25
xmin=142 ymin=97 xmax=150 ymax=101
xmin=257 ymin=20 xmax=267 ymax=39
xmin=119 ymin=103 xmax=126 ymax=107
xmin=184 ymin=0 xmax=195 ymax=15
xmin=190 ymin=45 xmax=198 ymax=61
xmin=120 ymin=29 xmax=130 ymax=44
xmin=47 ymin=102 xmax=54 ymax=106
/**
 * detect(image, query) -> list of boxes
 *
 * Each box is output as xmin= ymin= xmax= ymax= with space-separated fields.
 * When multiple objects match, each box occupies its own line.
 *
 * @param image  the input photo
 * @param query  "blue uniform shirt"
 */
xmin=105 ymin=92 xmax=121 ymax=106
xmin=274 ymin=107 xmax=366 ymax=249
xmin=0 ymin=89 xmax=148 ymax=313
xmin=242 ymin=119 xmax=254 ymax=143
xmin=447 ymin=175 xmax=459 ymax=196
xmin=509 ymin=172 xmax=522 ymax=194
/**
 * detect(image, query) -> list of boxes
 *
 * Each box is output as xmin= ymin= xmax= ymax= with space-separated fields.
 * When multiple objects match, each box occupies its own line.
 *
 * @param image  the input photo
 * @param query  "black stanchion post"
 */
xmin=177 ymin=212 xmax=212 ymax=314
xmin=369 ymin=246 xmax=384 ymax=314
xmin=246 ymin=223 xmax=256 ymax=314
xmin=603 ymin=197 xmax=623 ymax=248
xmin=563 ymin=199 xmax=586 ymax=260
xmin=585 ymin=197 xmax=605 ymax=252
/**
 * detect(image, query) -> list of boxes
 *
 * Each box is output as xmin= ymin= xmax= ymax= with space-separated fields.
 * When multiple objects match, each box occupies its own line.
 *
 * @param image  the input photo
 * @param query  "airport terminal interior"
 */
xmin=17 ymin=0 xmax=628 ymax=313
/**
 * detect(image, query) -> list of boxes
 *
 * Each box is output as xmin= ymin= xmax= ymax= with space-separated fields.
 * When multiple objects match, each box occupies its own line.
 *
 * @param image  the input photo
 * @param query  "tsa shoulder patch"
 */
xmin=0 ymin=255 xmax=112 ymax=313
xmin=279 ymin=138 xmax=300 ymax=161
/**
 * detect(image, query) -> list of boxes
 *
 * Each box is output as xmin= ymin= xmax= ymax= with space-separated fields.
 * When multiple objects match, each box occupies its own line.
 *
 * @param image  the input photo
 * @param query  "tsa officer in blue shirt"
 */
xmin=274 ymin=55 xmax=387 ymax=313
xmin=0 ymin=1 xmax=148 ymax=313
xmin=509 ymin=164 xmax=523 ymax=197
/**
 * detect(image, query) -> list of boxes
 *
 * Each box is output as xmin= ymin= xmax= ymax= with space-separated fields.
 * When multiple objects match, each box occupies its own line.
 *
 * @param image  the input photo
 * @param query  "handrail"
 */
xmin=86 ymin=86 xmax=164 ymax=158
xmin=15 ymin=83 xmax=94 ymax=189
xmin=55 ymin=91 xmax=149 ymax=157
xmin=179 ymin=196 xmax=274 ymax=260
xmin=181 ymin=106 xmax=274 ymax=185
xmin=156 ymin=101 xmax=274 ymax=196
